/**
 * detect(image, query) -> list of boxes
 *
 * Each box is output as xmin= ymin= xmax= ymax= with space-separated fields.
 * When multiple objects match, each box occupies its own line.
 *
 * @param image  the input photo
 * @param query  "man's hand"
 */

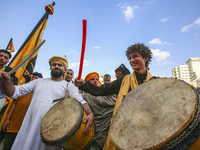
xmin=0 ymin=72 xmax=15 ymax=97
xmin=2 ymin=119 xmax=10 ymax=132
xmin=82 ymin=103 xmax=94 ymax=136
xmin=111 ymin=95 xmax=117 ymax=102
xmin=83 ymin=113 xmax=94 ymax=136
xmin=0 ymin=72 xmax=11 ymax=86
xmin=75 ymin=77 xmax=85 ymax=87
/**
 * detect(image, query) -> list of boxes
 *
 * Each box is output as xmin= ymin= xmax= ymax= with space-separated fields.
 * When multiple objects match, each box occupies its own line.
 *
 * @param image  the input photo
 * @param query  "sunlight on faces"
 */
xmin=50 ymin=61 xmax=66 ymax=78
xmin=89 ymin=77 xmax=98 ymax=86
xmin=31 ymin=75 xmax=39 ymax=81
xmin=103 ymin=76 xmax=111 ymax=84
xmin=115 ymin=71 xmax=123 ymax=79
xmin=0 ymin=52 xmax=10 ymax=66
xmin=65 ymin=70 xmax=74 ymax=82
xmin=128 ymin=52 xmax=148 ymax=73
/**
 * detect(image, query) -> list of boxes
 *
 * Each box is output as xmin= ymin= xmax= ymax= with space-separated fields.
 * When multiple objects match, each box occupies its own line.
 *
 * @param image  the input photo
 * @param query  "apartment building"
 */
xmin=172 ymin=57 xmax=200 ymax=87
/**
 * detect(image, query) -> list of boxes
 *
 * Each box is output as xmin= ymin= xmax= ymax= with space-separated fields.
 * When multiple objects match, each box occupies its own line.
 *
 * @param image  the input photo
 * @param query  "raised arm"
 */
xmin=75 ymin=75 xmax=125 ymax=96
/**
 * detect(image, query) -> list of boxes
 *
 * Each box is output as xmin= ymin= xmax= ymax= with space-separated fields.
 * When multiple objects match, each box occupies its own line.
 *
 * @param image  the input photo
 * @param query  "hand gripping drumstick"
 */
xmin=77 ymin=20 xmax=87 ymax=80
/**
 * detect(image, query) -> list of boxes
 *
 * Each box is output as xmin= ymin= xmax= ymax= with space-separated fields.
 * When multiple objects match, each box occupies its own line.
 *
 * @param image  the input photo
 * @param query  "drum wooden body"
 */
xmin=111 ymin=78 xmax=200 ymax=150
xmin=40 ymin=98 xmax=94 ymax=150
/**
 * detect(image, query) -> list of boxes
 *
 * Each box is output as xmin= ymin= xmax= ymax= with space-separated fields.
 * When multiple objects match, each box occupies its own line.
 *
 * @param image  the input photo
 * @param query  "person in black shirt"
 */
xmin=75 ymin=43 xmax=155 ymax=150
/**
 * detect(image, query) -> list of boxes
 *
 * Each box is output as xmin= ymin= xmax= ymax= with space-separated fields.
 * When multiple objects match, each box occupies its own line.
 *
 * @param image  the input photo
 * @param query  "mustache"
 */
xmin=53 ymin=68 xmax=61 ymax=71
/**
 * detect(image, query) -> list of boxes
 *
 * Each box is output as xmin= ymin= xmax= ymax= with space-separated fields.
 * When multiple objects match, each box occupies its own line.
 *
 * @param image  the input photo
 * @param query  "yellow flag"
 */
xmin=6 ymin=38 xmax=15 ymax=52
xmin=0 ymin=98 xmax=14 ymax=129
xmin=0 ymin=2 xmax=55 ymax=130
xmin=4 ymin=2 xmax=55 ymax=85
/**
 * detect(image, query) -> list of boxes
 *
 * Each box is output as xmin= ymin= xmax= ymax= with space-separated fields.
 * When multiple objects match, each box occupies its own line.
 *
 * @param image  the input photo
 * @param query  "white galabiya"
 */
xmin=0 ymin=56 xmax=93 ymax=150
xmin=11 ymin=78 xmax=86 ymax=150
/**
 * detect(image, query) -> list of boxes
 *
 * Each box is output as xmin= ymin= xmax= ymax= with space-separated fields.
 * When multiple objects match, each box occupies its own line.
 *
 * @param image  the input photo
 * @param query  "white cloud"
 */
xmin=149 ymin=38 xmax=169 ymax=45
xmin=181 ymin=24 xmax=194 ymax=32
xmin=120 ymin=4 xmax=140 ymax=21
xmin=123 ymin=6 xmax=133 ymax=21
xmin=181 ymin=17 xmax=200 ymax=32
xmin=92 ymin=46 xmax=101 ymax=49
xmin=194 ymin=17 xmax=200 ymax=26
xmin=149 ymin=38 xmax=162 ymax=44
xmin=151 ymin=48 xmax=170 ymax=65
xmin=160 ymin=17 xmax=169 ymax=23
xmin=145 ymin=0 xmax=157 ymax=4
xmin=69 ymin=60 xmax=89 ymax=68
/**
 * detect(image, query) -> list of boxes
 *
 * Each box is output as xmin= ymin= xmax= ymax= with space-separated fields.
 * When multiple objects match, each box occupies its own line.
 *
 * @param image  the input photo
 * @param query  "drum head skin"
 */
xmin=41 ymin=98 xmax=82 ymax=143
xmin=111 ymin=78 xmax=197 ymax=150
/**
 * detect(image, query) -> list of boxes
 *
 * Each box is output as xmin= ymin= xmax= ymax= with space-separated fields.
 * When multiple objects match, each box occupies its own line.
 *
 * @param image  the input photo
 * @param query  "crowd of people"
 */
xmin=0 ymin=54 xmax=93 ymax=150
xmin=0 ymin=43 xmax=199 ymax=150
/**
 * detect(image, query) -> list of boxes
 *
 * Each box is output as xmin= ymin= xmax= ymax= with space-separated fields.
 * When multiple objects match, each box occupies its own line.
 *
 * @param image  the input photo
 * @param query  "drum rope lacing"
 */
xmin=41 ymin=82 xmax=85 ymax=146
xmin=158 ymin=83 xmax=200 ymax=150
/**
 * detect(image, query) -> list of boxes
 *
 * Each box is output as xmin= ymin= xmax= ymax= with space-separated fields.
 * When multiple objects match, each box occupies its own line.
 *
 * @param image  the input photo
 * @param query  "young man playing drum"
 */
xmin=75 ymin=43 xmax=154 ymax=150
xmin=0 ymin=56 xmax=94 ymax=150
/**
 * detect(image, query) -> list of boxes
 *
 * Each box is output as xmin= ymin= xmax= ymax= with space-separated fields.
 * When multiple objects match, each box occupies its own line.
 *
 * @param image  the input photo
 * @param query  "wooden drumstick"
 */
xmin=78 ymin=19 xmax=87 ymax=80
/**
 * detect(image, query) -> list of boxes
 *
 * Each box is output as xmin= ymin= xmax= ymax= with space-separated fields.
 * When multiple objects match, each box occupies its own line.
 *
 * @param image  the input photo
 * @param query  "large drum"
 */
xmin=110 ymin=78 xmax=200 ymax=150
xmin=40 ymin=98 xmax=94 ymax=150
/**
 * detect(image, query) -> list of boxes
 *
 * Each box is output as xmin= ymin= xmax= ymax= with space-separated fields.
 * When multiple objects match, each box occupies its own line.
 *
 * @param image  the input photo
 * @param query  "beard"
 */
xmin=51 ymin=69 xmax=64 ymax=78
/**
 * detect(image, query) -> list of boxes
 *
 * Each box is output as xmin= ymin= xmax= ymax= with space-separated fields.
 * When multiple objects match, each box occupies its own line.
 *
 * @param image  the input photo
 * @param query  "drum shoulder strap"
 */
xmin=64 ymin=82 xmax=69 ymax=98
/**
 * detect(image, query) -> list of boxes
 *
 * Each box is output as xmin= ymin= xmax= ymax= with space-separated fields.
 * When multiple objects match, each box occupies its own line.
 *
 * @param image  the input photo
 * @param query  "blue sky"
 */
xmin=1 ymin=0 xmax=200 ymax=78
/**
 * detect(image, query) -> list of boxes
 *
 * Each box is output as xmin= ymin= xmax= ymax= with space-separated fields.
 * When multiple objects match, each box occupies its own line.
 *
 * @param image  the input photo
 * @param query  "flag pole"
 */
xmin=7 ymin=40 xmax=46 ymax=76
xmin=4 ymin=2 xmax=55 ymax=85
xmin=78 ymin=19 xmax=87 ymax=80
xmin=6 ymin=2 xmax=55 ymax=65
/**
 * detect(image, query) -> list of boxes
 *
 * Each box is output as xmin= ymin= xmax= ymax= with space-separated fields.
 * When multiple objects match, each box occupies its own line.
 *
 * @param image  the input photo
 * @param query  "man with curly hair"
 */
xmin=75 ymin=43 xmax=154 ymax=149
